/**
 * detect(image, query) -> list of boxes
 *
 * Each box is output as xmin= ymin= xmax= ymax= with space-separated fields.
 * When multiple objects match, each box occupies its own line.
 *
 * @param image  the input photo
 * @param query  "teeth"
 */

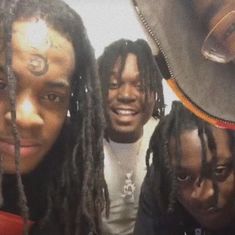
xmin=116 ymin=110 xmax=135 ymax=115
xmin=207 ymin=207 xmax=220 ymax=213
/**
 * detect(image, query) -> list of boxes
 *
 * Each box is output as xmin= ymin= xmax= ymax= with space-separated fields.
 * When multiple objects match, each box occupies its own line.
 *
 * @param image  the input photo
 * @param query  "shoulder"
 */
xmin=136 ymin=167 xmax=196 ymax=234
xmin=142 ymin=117 xmax=159 ymax=146
xmin=144 ymin=117 xmax=159 ymax=132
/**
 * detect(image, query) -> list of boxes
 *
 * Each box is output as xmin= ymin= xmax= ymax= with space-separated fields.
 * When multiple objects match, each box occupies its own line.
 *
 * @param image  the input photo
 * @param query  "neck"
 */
xmin=1 ymin=166 xmax=49 ymax=220
xmin=107 ymin=129 xmax=143 ymax=143
xmin=0 ymin=143 xmax=64 ymax=222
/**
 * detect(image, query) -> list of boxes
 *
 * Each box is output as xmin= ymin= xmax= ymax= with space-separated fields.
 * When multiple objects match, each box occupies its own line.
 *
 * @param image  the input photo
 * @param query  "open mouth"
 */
xmin=114 ymin=109 xmax=138 ymax=115
xmin=111 ymin=108 xmax=139 ymax=124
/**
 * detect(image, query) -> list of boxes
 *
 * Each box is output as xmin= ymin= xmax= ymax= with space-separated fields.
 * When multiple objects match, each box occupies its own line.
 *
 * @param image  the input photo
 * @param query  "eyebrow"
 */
xmin=202 ymin=0 xmax=224 ymax=26
xmin=176 ymin=156 xmax=233 ymax=170
xmin=44 ymin=80 xmax=70 ymax=89
xmin=175 ymin=166 xmax=188 ymax=172
xmin=175 ymin=165 xmax=194 ymax=171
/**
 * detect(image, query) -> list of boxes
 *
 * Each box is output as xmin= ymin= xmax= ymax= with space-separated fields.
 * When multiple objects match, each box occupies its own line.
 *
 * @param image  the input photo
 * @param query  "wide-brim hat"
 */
xmin=133 ymin=0 xmax=235 ymax=129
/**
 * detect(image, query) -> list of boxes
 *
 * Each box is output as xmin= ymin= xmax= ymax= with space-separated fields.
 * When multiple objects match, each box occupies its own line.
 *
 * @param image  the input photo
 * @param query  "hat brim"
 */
xmin=134 ymin=0 xmax=235 ymax=128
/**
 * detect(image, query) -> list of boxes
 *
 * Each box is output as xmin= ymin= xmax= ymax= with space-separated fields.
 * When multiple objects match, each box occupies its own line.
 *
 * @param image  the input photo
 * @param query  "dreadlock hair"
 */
xmin=146 ymin=101 xmax=235 ymax=215
xmin=98 ymin=38 xmax=165 ymax=119
xmin=0 ymin=0 xmax=108 ymax=234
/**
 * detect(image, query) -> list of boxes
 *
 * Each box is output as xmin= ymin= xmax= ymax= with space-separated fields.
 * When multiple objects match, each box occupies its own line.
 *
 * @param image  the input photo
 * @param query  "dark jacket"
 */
xmin=134 ymin=170 xmax=235 ymax=235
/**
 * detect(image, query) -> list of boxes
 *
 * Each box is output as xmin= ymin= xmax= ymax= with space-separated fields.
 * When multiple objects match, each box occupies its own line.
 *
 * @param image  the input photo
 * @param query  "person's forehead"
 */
xmin=12 ymin=19 xmax=74 ymax=69
xmin=13 ymin=19 xmax=69 ymax=47
xmin=211 ymin=126 xmax=232 ymax=158
xmin=170 ymin=128 xmax=232 ymax=168
xmin=113 ymin=53 xmax=137 ymax=65
xmin=112 ymin=53 xmax=139 ymax=73
xmin=170 ymin=129 xmax=202 ymax=165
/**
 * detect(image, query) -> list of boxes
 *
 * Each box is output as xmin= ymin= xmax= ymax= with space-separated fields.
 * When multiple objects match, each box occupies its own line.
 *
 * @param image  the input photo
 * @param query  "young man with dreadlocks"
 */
xmin=134 ymin=101 xmax=235 ymax=235
xmin=98 ymin=39 xmax=164 ymax=235
xmin=0 ymin=0 xmax=108 ymax=234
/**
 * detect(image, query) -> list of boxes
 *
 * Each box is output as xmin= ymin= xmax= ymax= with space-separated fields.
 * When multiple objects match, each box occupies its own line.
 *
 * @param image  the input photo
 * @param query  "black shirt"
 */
xmin=134 ymin=171 xmax=235 ymax=235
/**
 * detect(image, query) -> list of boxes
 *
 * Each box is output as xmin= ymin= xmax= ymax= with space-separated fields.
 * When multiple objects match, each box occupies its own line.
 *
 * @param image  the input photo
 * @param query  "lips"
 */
xmin=207 ymin=206 xmax=221 ymax=213
xmin=194 ymin=205 xmax=221 ymax=213
xmin=110 ymin=107 xmax=140 ymax=123
xmin=0 ymin=138 xmax=41 ymax=158
xmin=192 ymin=206 xmax=224 ymax=223
xmin=114 ymin=109 xmax=137 ymax=115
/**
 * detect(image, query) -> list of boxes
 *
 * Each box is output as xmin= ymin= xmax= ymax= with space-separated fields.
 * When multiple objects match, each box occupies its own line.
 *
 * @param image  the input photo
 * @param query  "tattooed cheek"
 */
xmin=27 ymin=54 xmax=49 ymax=76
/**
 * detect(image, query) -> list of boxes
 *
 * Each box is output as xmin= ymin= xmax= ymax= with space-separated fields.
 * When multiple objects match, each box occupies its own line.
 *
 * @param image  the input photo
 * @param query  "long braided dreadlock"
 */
xmin=0 ymin=0 xmax=108 ymax=234
xmin=98 ymin=38 xmax=165 ymax=120
xmin=146 ymin=101 xmax=235 ymax=215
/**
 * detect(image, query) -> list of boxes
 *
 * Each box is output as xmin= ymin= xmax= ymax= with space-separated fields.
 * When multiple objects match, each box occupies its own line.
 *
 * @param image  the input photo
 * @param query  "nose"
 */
xmin=191 ymin=178 xmax=215 ymax=205
xmin=117 ymin=84 xmax=137 ymax=102
xmin=5 ymin=97 xmax=44 ymax=128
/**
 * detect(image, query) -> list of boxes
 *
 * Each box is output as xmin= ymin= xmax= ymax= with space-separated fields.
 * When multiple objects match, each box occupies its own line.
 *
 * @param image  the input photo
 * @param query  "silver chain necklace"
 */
xmin=107 ymin=139 xmax=143 ymax=201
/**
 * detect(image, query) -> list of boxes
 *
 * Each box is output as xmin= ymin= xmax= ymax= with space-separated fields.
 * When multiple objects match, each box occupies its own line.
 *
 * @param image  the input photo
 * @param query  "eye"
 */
xmin=176 ymin=173 xmax=192 ymax=182
xmin=136 ymin=82 xmax=145 ymax=91
xmin=109 ymin=80 xmax=119 ymax=89
xmin=214 ymin=165 xmax=231 ymax=180
xmin=214 ymin=166 xmax=226 ymax=175
xmin=41 ymin=93 xmax=63 ymax=103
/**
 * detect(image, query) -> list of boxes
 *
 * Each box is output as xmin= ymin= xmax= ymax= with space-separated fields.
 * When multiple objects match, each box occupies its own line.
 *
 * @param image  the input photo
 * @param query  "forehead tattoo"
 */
xmin=27 ymin=54 xmax=49 ymax=76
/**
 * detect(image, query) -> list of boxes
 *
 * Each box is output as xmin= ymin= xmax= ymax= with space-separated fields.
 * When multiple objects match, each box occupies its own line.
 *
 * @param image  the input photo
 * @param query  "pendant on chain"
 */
xmin=121 ymin=171 xmax=136 ymax=201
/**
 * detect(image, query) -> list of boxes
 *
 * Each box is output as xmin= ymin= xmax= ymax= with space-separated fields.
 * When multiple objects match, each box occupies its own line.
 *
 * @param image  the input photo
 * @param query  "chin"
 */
xmin=3 ymin=166 xmax=35 ymax=175
xmin=2 ymin=158 xmax=43 ymax=175
xmin=195 ymin=213 xmax=230 ymax=231
xmin=199 ymin=221 xmax=225 ymax=231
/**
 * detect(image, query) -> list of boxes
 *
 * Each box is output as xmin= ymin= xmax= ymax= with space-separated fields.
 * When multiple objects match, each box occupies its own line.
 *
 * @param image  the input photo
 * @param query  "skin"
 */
xmin=170 ymin=127 xmax=235 ymax=230
xmin=0 ymin=18 xmax=75 ymax=174
xmin=192 ymin=0 xmax=235 ymax=28
xmin=106 ymin=53 xmax=155 ymax=143
xmin=193 ymin=0 xmax=235 ymax=62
